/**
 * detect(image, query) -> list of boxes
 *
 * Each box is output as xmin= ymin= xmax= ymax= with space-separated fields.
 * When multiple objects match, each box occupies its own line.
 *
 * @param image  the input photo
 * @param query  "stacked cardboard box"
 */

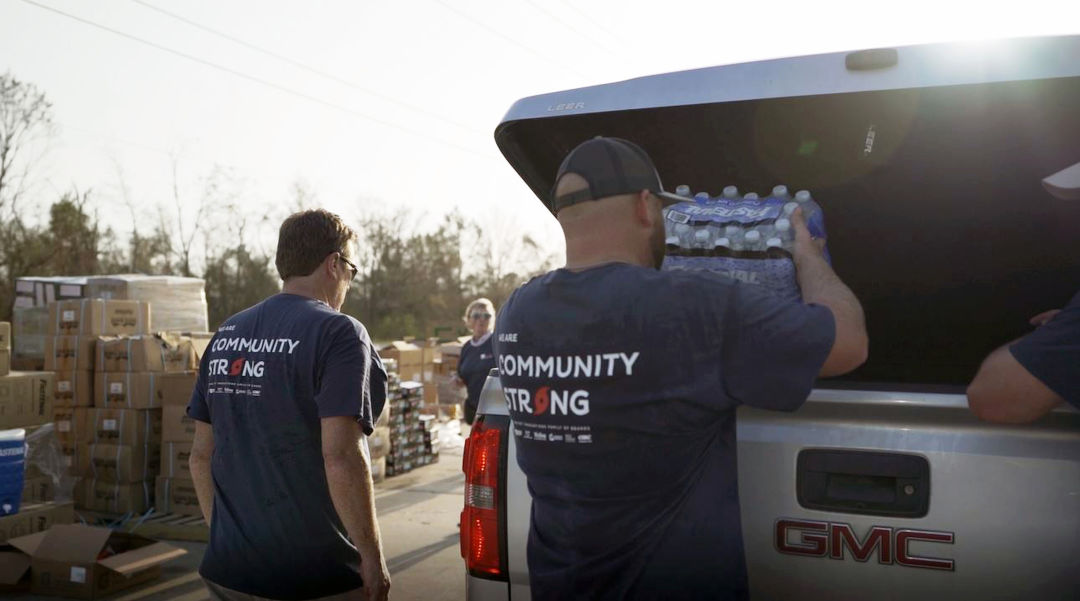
xmin=87 ymin=275 xmax=209 ymax=333
xmin=157 ymin=367 xmax=199 ymax=516
xmin=0 ymin=372 xmax=55 ymax=430
xmin=45 ymin=299 xmax=154 ymax=514
xmin=0 ymin=322 xmax=9 ymax=377
xmin=385 ymin=381 xmax=439 ymax=477
xmin=434 ymin=341 xmax=465 ymax=418
xmin=11 ymin=276 xmax=89 ymax=371
xmin=367 ymin=363 xmax=397 ymax=484
xmin=380 ymin=341 xmax=423 ymax=382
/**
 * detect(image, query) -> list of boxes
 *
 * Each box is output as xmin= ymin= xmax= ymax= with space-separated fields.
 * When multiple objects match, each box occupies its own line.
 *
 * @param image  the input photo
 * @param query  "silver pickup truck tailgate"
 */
xmin=739 ymin=389 xmax=1080 ymax=600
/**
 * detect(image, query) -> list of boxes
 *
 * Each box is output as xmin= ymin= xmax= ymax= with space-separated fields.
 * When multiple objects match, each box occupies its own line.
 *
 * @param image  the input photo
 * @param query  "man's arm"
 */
xmin=323 ymin=415 xmax=390 ymax=601
xmin=967 ymin=343 xmax=1063 ymax=423
xmin=791 ymin=207 xmax=869 ymax=377
xmin=190 ymin=420 xmax=214 ymax=524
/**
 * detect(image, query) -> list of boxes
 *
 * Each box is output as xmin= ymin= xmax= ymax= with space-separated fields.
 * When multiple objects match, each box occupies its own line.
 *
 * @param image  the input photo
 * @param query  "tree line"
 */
xmin=0 ymin=72 xmax=555 ymax=341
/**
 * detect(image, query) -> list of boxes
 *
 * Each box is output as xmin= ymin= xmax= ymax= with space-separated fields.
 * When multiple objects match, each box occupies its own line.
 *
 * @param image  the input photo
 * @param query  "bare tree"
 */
xmin=0 ymin=72 xmax=54 ymax=219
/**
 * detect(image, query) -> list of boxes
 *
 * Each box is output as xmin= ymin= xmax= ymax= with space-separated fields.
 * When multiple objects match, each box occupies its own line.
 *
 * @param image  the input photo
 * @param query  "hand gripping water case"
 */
xmin=660 ymin=184 xmax=829 ymax=302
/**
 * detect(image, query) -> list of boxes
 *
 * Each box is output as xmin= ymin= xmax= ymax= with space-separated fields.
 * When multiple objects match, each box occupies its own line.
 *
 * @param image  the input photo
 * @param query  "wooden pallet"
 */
xmin=76 ymin=509 xmax=209 ymax=542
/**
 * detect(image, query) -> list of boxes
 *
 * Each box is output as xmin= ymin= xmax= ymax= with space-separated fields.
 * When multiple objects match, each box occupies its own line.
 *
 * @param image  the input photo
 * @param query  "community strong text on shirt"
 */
xmin=498 ymin=342 xmax=640 ymax=444
xmin=206 ymin=335 xmax=301 ymax=397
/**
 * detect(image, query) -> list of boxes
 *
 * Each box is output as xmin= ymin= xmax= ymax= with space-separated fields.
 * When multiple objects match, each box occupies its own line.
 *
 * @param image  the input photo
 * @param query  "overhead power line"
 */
xmin=521 ymin=0 xmax=619 ymax=57
xmin=131 ymin=0 xmax=479 ymax=133
xmin=428 ymin=0 xmax=589 ymax=78
xmin=20 ymin=0 xmax=490 ymax=159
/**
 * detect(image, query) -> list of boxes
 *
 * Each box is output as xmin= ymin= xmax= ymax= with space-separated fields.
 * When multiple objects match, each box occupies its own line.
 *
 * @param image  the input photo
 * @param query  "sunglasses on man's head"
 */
xmin=470 ymin=312 xmax=492 ymax=320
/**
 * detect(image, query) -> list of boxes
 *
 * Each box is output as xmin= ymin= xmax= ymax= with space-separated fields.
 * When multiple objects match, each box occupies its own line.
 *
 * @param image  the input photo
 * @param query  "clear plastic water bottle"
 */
xmin=675 ymin=184 xmax=692 ymax=198
xmin=744 ymin=192 xmax=759 ymax=200
xmin=692 ymin=228 xmax=712 ymax=252
xmin=713 ymin=237 xmax=732 ymax=257
xmin=722 ymin=185 xmax=739 ymax=199
xmin=783 ymin=201 xmax=798 ymax=216
xmin=665 ymin=236 xmax=681 ymax=254
xmin=772 ymin=185 xmax=790 ymax=200
xmin=743 ymin=229 xmax=762 ymax=251
xmin=766 ymin=237 xmax=788 ymax=258
xmin=794 ymin=189 xmax=826 ymax=239
xmin=774 ymin=217 xmax=793 ymax=246
xmin=674 ymin=223 xmax=692 ymax=248
xmin=694 ymin=192 xmax=710 ymax=203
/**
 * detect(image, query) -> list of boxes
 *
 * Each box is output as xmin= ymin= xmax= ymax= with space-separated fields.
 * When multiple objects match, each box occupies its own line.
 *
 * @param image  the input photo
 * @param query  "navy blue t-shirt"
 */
xmin=457 ymin=333 xmax=495 ymax=424
xmin=1010 ymin=290 xmax=1080 ymax=409
xmin=187 ymin=293 xmax=387 ymax=600
xmin=494 ymin=263 xmax=834 ymax=601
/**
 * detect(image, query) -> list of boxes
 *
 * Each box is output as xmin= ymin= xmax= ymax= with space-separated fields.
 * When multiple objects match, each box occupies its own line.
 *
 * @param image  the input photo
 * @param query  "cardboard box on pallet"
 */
xmin=47 ymin=300 xmax=150 ymax=337
xmin=54 ymin=370 xmax=94 ymax=407
xmin=11 ymin=307 xmax=48 ymax=371
xmin=0 ymin=322 xmax=9 ymax=378
xmin=160 ymin=442 xmax=191 ymax=478
xmin=95 ymin=334 xmax=208 ymax=373
xmin=380 ymin=341 xmax=423 ymax=382
xmin=0 ymin=502 xmax=74 ymax=543
xmin=84 ymin=408 xmax=161 ymax=446
xmin=75 ymin=479 xmax=155 ymax=515
xmin=154 ymin=477 xmax=200 ymax=517
xmin=3 ymin=523 xmax=185 ymax=599
xmin=94 ymin=372 xmax=198 ymax=410
xmin=53 ymin=407 xmax=89 ymax=445
xmin=76 ymin=443 xmax=160 ymax=483
xmin=0 ymin=372 xmax=54 ymax=429
xmin=43 ymin=336 xmax=97 ymax=372
xmin=161 ymin=405 xmax=196 ymax=442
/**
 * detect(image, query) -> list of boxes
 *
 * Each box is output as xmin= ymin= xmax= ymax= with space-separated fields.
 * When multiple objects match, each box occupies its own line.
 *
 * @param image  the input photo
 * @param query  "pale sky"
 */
xmin=3 ymin=0 xmax=1078 ymax=267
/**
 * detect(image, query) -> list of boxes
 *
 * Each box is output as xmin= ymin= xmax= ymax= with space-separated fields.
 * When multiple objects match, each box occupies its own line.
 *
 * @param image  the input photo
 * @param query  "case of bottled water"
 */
xmin=662 ymin=185 xmax=829 ymax=302
xmin=0 ymin=428 xmax=27 ymax=516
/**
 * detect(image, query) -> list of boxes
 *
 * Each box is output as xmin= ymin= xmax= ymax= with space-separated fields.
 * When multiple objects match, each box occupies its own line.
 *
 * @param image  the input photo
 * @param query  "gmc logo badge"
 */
xmin=776 ymin=519 xmax=955 ymax=571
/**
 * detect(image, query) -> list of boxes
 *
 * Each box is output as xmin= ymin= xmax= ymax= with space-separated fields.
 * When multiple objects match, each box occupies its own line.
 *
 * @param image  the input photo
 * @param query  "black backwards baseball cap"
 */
xmin=550 ymin=136 xmax=686 ymax=213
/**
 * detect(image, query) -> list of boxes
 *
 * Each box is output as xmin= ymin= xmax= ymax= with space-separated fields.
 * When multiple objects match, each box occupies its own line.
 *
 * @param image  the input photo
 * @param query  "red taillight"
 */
xmin=460 ymin=417 xmax=504 ymax=577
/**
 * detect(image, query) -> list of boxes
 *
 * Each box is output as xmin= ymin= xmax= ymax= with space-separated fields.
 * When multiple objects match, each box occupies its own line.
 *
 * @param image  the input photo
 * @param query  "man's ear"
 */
xmin=634 ymin=190 xmax=654 ymax=227
xmin=323 ymin=252 xmax=339 ymax=278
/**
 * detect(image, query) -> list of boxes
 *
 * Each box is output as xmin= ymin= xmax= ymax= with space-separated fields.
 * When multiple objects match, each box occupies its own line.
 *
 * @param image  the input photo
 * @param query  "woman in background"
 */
xmin=456 ymin=298 xmax=496 ymax=425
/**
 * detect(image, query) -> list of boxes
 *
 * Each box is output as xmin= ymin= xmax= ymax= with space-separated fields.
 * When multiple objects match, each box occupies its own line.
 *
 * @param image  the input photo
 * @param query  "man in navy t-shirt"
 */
xmin=188 ymin=209 xmax=390 ymax=601
xmin=495 ymin=137 xmax=868 ymax=600
xmin=968 ymin=290 xmax=1080 ymax=422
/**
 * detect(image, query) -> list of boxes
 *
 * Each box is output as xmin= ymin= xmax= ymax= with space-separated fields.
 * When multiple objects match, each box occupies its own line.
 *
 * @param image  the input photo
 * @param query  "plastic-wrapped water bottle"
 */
xmin=743 ymin=229 xmax=762 ymax=251
xmin=675 ymin=184 xmax=692 ymax=197
xmin=722 ymin=185 xmax=739 ymax=199
xmin=744 ymin=192 xmax=759 ymax=200
xmin=774 ymin=218 xmax=793 ymax=247
xmin=665 ymin=236 xmax=681 ymax=253
xmin=694 ymin=192 xmax=710 ymax=203
xmin=692 ymin=228 xmax=713 ymax=252
xmin=794 ymin=189 xmax=827 ymax=240
xmin=783 ymin=201 xmax=798 ymax=216
xmin=674 ymin=223 xmax=692 ymax=248
xmin=772 ymin=184 xmax=791 ymax=200
xmin=714 ymin=237 xmax=732 ymax=256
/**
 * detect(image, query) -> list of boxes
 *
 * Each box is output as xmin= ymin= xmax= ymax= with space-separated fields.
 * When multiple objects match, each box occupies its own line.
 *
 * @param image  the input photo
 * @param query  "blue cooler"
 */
xmin=0 ymin=428 xmax=27 ymax=516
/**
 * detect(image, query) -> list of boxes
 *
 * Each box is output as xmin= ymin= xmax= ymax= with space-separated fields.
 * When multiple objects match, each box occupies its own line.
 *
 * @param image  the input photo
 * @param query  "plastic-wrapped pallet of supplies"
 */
xmin=86 ymin=275 xmax=209 ymax=332
xmin=24 ymin=424 xmax=76 ymax=504
xmin=0 ymin=428 xmax=26 ymax=515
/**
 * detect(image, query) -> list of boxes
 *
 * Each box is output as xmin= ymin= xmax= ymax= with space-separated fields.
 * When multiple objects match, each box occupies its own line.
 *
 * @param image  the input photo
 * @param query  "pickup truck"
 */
xmin=460 ymin=35 xmax=1080 ymax=600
